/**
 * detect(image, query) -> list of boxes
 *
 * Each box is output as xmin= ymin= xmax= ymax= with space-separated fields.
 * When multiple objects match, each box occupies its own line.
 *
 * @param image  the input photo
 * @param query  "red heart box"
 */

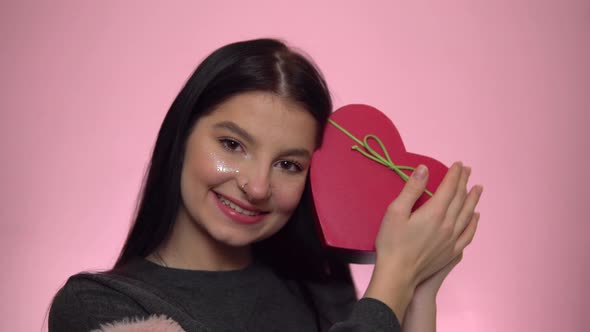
xmin=310 ymin=104 xmax=448 ymax=263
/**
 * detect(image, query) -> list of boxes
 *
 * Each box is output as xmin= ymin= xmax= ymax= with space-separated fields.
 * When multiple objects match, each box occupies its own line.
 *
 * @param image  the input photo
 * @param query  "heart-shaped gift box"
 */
xmin=310 ymin=104 xmax=449 ymax=263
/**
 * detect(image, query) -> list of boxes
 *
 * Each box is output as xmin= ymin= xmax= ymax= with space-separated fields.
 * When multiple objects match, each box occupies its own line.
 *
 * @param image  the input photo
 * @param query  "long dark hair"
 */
xmin=112 ymin=38 xmax=353 ymax=326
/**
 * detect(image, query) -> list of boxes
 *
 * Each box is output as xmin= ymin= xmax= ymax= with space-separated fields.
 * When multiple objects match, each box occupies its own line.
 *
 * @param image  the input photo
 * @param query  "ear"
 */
xmin=92 ymin=314 xmax=185 ymax=332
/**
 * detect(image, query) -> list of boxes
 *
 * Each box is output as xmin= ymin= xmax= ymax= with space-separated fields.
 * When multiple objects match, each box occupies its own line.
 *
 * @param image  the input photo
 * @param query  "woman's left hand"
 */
xmin=414 ymin=251 xmax=463 ymax=298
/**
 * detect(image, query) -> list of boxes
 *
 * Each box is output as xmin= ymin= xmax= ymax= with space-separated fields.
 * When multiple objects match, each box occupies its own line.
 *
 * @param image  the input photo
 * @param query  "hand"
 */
xmin=414 ymin=251 xmax=463 ymax=299
xmin=379 ymin=161 xmax=481 ymax=285
xmin=364 ymin=162 xmax=483 ymax=322
xmin=414 ymin=165 xmax=481 ymax=284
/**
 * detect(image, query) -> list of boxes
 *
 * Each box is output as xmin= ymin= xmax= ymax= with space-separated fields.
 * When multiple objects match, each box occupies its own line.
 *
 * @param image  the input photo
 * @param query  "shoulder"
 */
xmin=49 ymin=272 xmax=149 ymax=331
xmin=51 ymin=272 xmax=147 ymax=308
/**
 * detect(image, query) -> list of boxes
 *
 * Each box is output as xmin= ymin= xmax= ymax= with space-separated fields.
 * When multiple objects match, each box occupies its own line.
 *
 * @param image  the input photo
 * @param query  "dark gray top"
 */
xmin=49 ymin=258 xmax=400 ymax=331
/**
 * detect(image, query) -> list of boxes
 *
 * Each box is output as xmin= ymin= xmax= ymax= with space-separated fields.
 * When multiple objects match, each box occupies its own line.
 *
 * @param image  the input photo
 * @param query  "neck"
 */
xmin=152 ymin=207 xmax=252 ymax=271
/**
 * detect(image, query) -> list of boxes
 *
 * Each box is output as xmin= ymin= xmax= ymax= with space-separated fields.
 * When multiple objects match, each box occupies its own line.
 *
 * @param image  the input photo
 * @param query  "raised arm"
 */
xmin=402 ymin=164 xmax=481 ymax=332
xmin=364 ymin=162 xmax=482 ymax=325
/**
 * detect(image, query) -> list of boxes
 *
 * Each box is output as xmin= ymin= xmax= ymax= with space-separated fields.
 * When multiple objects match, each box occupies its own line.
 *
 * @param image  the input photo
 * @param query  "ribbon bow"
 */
xmin=328 ymin=118 xmax=433 ymax=197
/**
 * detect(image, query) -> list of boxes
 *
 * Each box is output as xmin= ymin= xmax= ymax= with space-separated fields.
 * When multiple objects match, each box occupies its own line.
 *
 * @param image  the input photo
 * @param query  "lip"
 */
xmin=214 ymin=191 xmax=265 ymax=213
xmin=212 ymin=191 xmax=267 ymax=225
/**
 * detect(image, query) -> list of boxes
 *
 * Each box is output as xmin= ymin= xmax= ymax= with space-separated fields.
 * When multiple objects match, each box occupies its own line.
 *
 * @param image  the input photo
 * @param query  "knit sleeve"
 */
xmin=48 ymin=275 xmax=150 ymax=332
xmin=328 ymin=298 xmax=401 ymax=332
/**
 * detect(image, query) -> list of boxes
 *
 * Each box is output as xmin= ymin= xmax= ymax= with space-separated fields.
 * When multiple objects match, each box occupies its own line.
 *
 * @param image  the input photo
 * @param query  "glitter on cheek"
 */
xmin=216 ymin=163 xmax=236 ymax=173
xmin=209 ymin=152 xmax=241 ymax=175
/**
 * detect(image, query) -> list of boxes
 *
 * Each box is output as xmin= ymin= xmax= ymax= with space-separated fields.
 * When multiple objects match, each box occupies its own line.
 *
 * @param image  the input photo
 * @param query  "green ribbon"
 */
xmin=328 ymin=118 xmax=433 ymax=197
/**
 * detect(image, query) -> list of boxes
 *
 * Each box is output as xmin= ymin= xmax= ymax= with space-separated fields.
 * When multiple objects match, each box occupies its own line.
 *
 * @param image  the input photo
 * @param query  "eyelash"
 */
xmin=218 ymin=138 xmax=304 ymax=173
xmin=219 ymin=137 xmax=243 ymax=152
xmin=277 ymin=160 xmax=303 ymax=173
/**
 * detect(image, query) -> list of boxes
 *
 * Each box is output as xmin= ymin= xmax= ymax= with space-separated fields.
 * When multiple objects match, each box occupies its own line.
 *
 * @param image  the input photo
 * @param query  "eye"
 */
xmin=275 ymin=160 xmax=303 ymax=173
xmin=219 ymin=138 xmax=243 ymax=152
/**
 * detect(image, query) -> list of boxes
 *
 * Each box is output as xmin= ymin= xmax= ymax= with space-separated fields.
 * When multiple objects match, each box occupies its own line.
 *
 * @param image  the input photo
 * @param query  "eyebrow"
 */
xmin=214 ymin=121 xmax=256 ymax=145
xmin=278 ymin=148 xmax=310 ymax=159
xmin=213 ymin=121 xmax=311 ymax=159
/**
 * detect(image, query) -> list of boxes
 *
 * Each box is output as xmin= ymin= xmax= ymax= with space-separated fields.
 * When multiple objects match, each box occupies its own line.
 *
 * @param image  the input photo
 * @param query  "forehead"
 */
xmin=200 ymin=92 xmax=318 ymax=149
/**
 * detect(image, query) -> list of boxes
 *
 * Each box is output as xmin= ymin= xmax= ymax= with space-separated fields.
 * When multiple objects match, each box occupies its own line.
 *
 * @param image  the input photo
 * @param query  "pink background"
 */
xmin=1 ymin=1 xmax=588 ymax=331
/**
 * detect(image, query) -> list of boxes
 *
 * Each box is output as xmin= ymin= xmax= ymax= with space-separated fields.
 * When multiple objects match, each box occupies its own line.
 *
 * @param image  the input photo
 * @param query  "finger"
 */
xmin=435 ymin=252 xmax=463 ymax=278
xmin=387 ymin=164 xmax=429 ymax=220
xmin=455 ymin=212 xmax=480 ymax=253
xmin=453 ymin=185 xmax=483 ymax=239
xmin=426 ymin=161 xmax=463 ymax=213
xmin=449 ymin=251 xmax=463 ymax=267
xmin=446 ymin=166 xmax=470 ymax=222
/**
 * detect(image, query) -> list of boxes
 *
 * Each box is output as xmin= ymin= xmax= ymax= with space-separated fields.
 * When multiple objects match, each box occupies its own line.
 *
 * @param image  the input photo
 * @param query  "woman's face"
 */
xmin=178 ymin=91 xmax=318 ymax=248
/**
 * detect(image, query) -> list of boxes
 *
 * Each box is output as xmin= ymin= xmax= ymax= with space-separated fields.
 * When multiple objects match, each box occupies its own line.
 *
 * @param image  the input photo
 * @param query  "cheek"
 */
xmin=182 ymin=151 xmax=239 ymax=194
xmin=272 ymin=178 xmax=307 ymax=214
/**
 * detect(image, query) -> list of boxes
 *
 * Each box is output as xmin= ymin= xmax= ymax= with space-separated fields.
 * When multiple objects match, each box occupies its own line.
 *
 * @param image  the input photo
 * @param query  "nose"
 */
xmin=239 ymin=162 xmax=271 ymax=201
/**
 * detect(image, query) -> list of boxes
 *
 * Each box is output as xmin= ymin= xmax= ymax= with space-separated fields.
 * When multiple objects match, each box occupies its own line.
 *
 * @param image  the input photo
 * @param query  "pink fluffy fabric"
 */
xmin=91 ymin=315 xmax=186 ymax=332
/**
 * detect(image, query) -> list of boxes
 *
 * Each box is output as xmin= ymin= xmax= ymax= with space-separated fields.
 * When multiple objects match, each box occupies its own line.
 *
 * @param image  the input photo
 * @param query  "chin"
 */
xmin=206 ymin=226 xmax=260 ymax=248
xmin=214 ymin=223 xmax=284 ymax=248
xmin=218 ymin=236 xmax=255 ymax=248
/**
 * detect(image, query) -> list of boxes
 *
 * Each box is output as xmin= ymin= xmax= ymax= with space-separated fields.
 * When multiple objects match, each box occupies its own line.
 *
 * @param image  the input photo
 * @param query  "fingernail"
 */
xmin=475 ymin=212 xmax=480 ymax=221
xmin=413 ymin=165 xmax=427 ymax=180
xmin=465 ymin=166 xmax=472 ymax=178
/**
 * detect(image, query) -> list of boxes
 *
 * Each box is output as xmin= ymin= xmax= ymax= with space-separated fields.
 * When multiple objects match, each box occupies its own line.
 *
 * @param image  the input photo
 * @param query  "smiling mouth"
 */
xmin=215 ymin=193 xmax=264 ymax=216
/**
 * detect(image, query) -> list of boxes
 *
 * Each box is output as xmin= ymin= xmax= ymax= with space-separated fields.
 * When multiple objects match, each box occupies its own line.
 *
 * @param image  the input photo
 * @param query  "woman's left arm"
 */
xmin=401 ymin=253 xmax=463 ymax=332
xmin=401 ymin=288 xmax=437 ymax=332
xmin=403 ymin=165 xmax=480 ymax=332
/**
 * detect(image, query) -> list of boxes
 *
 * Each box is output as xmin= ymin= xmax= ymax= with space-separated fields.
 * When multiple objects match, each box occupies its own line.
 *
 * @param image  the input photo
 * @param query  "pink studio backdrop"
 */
xmin=1 ymin=1 xmax=588 ymax=331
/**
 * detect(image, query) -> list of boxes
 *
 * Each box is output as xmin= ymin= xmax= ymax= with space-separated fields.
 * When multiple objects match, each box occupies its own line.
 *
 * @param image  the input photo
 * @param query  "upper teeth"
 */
xmin=217 ymin=194 xmax=261 ymax=216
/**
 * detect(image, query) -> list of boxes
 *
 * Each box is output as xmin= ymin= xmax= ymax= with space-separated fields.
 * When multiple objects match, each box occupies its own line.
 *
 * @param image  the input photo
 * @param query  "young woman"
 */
xmin=49 ymin=38 xmax=482 ymax=331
